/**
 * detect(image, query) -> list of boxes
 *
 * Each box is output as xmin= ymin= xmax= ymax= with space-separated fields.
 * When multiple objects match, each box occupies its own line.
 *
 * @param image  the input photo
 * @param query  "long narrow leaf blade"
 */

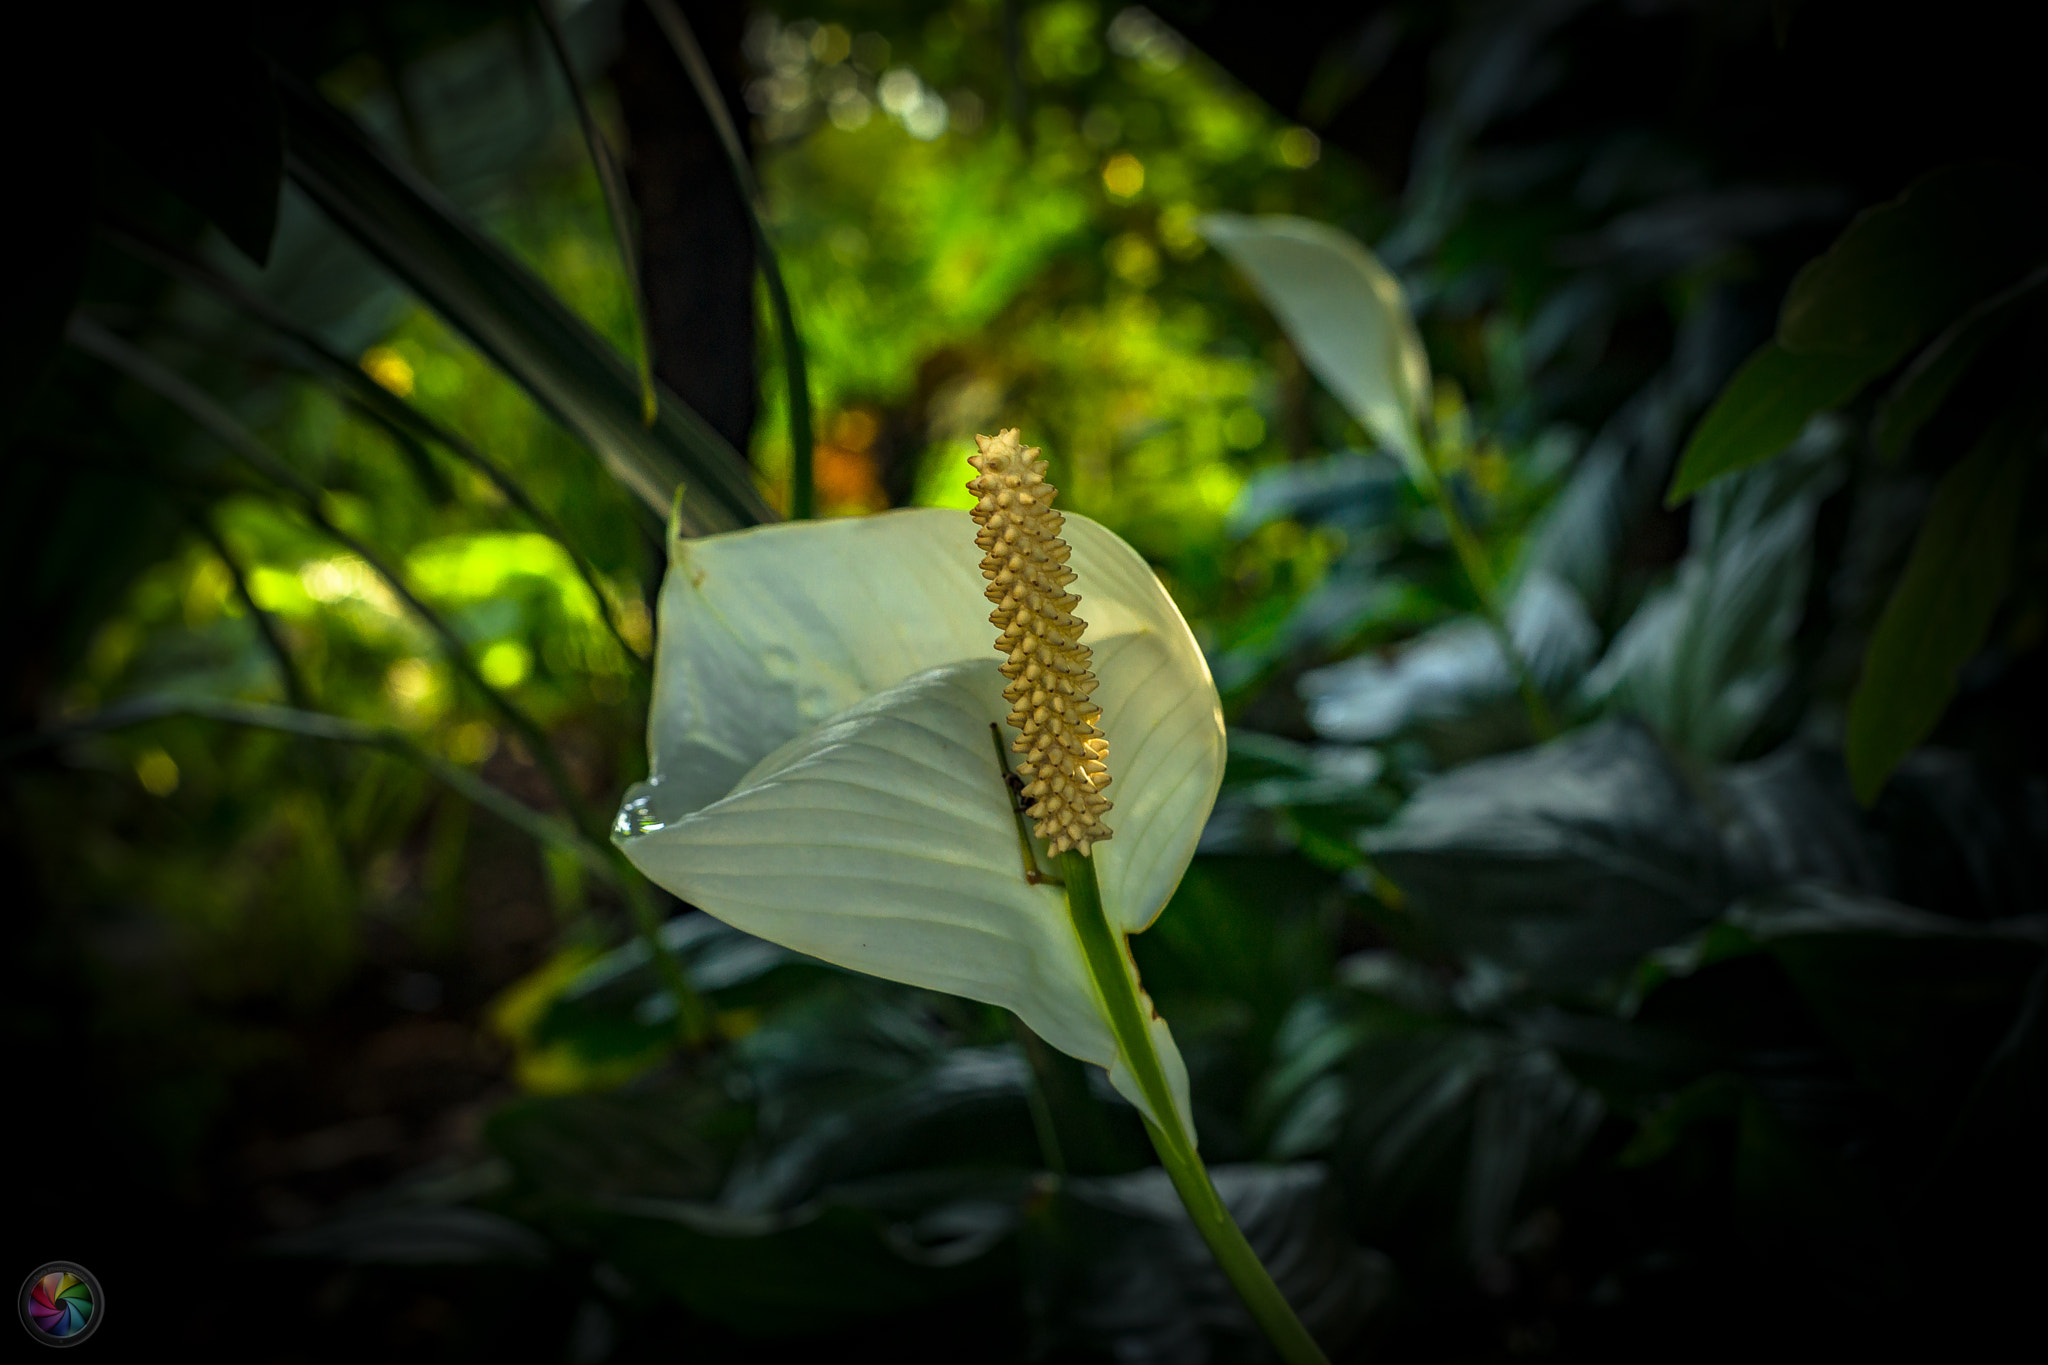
xmin=1845 ymin=418 xmax=2034 ymax=803
xmin=98 ymin=221 xmax=649 ymax=669
xmin=274 ymin=74 xmax=773 ymax=530
xmin=531 ymin=0 xmax=659 ymax=427
xmin=643 ymin=0 xmax=814 ymax=519
xmin=65 ymin=315 xmax=597 ymax=839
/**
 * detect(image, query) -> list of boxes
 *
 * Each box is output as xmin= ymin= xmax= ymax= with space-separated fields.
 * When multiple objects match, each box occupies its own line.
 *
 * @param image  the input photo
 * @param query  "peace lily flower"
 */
xmin=614 ymin=431 xmax=1328 ymax=1362
xmin=612 ymin=430 xmax=1222 ymax=1132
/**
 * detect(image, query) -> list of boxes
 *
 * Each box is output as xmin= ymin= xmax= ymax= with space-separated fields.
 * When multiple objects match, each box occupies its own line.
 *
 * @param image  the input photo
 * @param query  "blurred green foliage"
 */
xmin=7 ymin=1 xmax=2047 ymax=1361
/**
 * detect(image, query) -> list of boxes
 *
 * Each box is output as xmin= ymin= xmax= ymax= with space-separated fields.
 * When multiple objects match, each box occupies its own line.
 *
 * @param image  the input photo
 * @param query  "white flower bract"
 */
xmin=613 ymin=505 xmax=1225 ymax=1131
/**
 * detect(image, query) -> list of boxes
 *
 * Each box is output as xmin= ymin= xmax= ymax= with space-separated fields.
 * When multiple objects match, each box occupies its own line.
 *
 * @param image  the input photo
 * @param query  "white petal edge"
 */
xmin=618 ymin=653 xmax=1196 ymax=1132
xmin=643 ymin=506 xmax=1224 ymax=937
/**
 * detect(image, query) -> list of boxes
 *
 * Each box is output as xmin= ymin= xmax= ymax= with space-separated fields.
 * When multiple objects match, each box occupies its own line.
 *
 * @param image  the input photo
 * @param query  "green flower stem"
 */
xmin=1056 ymin=851 xmax=1332 ymax=1365
xmin=1413 ymin=450 xmax=1557 ymax=740
xmin=1006 ymin=1012 xmax=1069 ymax=1177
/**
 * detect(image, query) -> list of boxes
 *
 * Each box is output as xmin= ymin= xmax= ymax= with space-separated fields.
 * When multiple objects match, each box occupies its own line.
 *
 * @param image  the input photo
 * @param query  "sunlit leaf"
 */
xmin=615 ymin=509 xmax=1225 ymax=1131
xmin=1198 ymin=213 xmax=1431 ymax=476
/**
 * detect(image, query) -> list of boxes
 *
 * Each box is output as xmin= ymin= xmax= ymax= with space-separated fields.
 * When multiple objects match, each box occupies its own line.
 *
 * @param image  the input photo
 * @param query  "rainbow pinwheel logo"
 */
xmin=18 ymin=1262 xmax=102 ymax=1347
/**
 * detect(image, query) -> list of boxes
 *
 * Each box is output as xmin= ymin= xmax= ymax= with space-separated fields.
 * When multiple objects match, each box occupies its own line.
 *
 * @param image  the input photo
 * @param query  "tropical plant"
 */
xmin=8 ymin=2 xmax=2043 ymax=1361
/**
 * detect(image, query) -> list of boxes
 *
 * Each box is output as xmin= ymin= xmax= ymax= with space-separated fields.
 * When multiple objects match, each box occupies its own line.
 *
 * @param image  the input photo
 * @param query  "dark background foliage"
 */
xmin=6 ymin=1 xmax=2044 ymax=1361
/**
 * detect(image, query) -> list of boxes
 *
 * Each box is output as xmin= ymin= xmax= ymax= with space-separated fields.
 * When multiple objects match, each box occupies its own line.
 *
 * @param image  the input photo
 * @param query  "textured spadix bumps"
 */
xmin=970 ymin=429 xmax=1113 ymax=856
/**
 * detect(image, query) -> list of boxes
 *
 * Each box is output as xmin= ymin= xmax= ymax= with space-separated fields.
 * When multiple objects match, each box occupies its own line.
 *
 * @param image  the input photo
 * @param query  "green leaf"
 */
xmin=1873 ymin=267 xmax=2048 ymax=461
xmin=1054 ymin=1164 xmax=1388 ymax=1357
xmin=1846 ymin=418 xmax=2035 ymax=803
xmin=531 ymin=0 xmax=659 ymax=428
xmin=1606 ymin=438 xmax=1841 ymax=759
xmin=1665 ymin=342 xmax=1879 ymax=505
xmin=1361 ymin=721 xmax=1730 ymax=988
xmin=1198 ymin=214 xmax=1431 ymax=478
xmin=488 ymin=1083 xmax=731 ymax=1203
xmin=1779 ymin=162 xmax=2047 ymax=359
xmin=1331 ymin=1025 xmax=1601 ymax=1264
xmin=643 ymin=0 xmax=817 ymax=519
xmin=563 ymin=1173 xmax=1024 ymax=1334
xmin=96 ymin=221 xmax=652 ymax=672
xmin=273 ymin=76 xmax=771 ymax=529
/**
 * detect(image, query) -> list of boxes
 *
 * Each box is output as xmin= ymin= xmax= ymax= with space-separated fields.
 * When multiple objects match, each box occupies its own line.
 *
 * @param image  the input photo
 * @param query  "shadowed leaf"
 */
xmin=1846 ymin=417 xmax=2035 ymax=803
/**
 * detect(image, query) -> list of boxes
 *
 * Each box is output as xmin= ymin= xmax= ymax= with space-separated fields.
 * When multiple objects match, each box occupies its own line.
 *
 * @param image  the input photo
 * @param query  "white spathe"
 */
xmin=614 ymin=508 xmax=1225 ymax=1133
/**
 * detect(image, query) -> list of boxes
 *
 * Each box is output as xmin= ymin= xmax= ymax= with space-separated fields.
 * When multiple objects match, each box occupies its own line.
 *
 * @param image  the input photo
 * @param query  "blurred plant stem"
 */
xmin=643 ymin=0 xmax=814 ymax=519
xmin=1056 ymin=850 xmax=1332 ymax=1365
xmin=1417 ymin=438 xmax=1557 ymax=740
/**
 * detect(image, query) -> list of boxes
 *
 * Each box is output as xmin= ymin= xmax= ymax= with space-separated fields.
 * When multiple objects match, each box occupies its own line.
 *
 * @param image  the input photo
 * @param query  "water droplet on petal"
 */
xmin=614 ymin=778 xmax=668 ymax=838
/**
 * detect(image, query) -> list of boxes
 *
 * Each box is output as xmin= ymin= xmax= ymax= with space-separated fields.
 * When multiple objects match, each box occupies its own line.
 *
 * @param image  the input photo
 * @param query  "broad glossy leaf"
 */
xmin=1199 ymin=214 xmax=1431 ymax=475
xmin=489 ymin=1083 xmax=731 ymax=1203
xmin=1363 ymin=721 xmax=1729 ymax=989
xmin=1713 ymin=743 xmax=1886 ymax=893
xmin=1054 ymin=1163 xmax=1388 ymax=1359
xmin=1322 ymin=1024 xmax=1600 ymax=1265
xmin=721 ymin=1047 xmax=1043 ymax=1212
xmin=1665 ymin=342 xmax=1881 ymax=505
xmin=274 ymin=76 xmax=769 ymax=530
xmin=569 ymin=1170 xmax=1028 ymax=1334
xmin=1779 ymin=163 xmax=2047 ymax=359
xmin=1846 ymin=421 xmax=2032 ymax=804
xmin=1870 ymin=749 xmax=2048 ymax=921
xmin=616 ymin=509 xmax=1225 ymax=1131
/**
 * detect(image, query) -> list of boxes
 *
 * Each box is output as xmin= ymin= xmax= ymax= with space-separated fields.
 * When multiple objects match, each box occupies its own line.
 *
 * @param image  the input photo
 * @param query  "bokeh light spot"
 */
xmin=360 ymin=346 xmax=415 ymax=397
xmin=135 ymin=747 xmax=180 ymax=797
xmin=1103 ymin=152 xmax=1146 ymax=198
xmin=1275 ymin=126 xmax=1321 ymax=168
